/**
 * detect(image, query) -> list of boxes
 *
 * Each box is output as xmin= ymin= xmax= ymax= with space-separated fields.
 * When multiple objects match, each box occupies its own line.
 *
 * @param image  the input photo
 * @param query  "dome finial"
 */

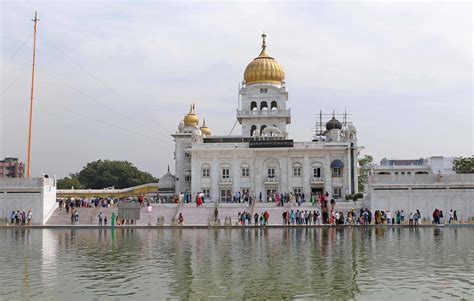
xmin=184 ymin=103 xmax=199 ymax=126
xmin=244 ymin=33 xmax=284 ymax=85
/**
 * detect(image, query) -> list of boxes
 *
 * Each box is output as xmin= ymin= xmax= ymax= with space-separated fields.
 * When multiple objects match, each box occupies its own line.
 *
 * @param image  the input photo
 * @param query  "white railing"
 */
xmin=370 ymin=174 xmax=474 ymax=185
xmin=265 ymin=177 xmax=279 ymax=183
xmin=219 ymin=177 xmax=233 ymax=184
xmin=310 ymin=177 xmax=324 ymax=183
xmin=0 ymin=177 xmax=45 ymax=188
xmin=236 ymin=109 xmax=290 ymax=116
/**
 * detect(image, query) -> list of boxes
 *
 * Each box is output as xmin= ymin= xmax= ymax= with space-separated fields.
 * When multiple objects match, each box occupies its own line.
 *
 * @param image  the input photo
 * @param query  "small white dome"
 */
xmin=347 ymin=124 xmax=357 ymax=133
xmin=159 ymin=166 xmax=175 ymax=190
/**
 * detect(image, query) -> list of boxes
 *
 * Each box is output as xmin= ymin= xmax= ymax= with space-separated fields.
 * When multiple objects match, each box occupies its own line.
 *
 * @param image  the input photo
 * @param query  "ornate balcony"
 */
xmin=264 ymin=177 xmax=279 ymax=185
xmin=219 ymin=177 xmax=233 ymax=185
xmin=310 ymin=177 xmax=324 ymax=184
xmin=236 ymin=109 xmax=291 ymax=123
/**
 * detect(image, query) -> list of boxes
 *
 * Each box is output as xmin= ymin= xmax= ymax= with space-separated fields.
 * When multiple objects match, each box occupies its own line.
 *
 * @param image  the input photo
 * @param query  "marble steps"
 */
xmin=175 ymin=206 xmax=214 ymax=226
xmin=138 ymin=205 xmax=177 ymax=225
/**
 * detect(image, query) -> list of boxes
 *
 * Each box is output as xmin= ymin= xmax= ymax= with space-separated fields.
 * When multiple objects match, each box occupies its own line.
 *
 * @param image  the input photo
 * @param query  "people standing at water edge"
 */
xmin=178 ymin=213 xmax=184 ymax=225
xmin=27 ymin=210 xmax=32 ymax=225
xmin=433 ymin=209 xmax=440 ymax=224
xmin=98 ymin=212 xmax=103 ymax=226
xmin=414 ymin=210 xmax=420 ymax=225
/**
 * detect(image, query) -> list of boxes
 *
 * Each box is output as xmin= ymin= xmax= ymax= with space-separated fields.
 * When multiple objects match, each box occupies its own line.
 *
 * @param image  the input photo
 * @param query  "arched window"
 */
xmin=311 ymin=161 xmax=323 ymax=179
xmin=407 ymin=172 xmax=412 ymax=175
xmin=260 ymin=101 xmax=268 ymax=110
xmin=220 ymin=163 xmax=231 ymax=180
xmin=330 ymin=159 xmax=344 ymax=177
xmin=401 ymin=172 xmax=406 ymax=175
xmin=241 ymin=163 xmax=250 ymax=177
xmin=395 ymin=172 xmax=399 ymax=175
xmin=201 ymin=164 xmax=210 ymax=177
xmin=250 ymin=125 xmax=257 ymax=137
xmin=271 ymin=101 xmax=278 ymax=110
xmin=292 ymin=162 xmax=302 ymax=177
xmin=250 ymin=101 xmax=257 ymax=111
xmin=260 ymin=125 xmax=267 ymax=134
xmin=415 ymin=171 xmax=429 ymax=175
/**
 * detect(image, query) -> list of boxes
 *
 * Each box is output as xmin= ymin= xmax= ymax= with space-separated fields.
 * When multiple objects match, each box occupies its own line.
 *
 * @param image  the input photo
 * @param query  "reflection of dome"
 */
xmin=244 ymin=34 xmax=285 ymax=85
xmin=200 ymin=119 xmax=211 ymax=136
xmin=159 ymin=165 xmax=175 ymax=191
xmin=326 ymin=117 xmax=342 ymax=130
xmin=184 ymin=104 xmax=199 ymax=126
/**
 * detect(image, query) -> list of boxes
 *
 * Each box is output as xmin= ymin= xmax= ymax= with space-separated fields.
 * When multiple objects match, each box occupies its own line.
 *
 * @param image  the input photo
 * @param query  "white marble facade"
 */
xmin=170 ymin=35 xmax=361 ymax=201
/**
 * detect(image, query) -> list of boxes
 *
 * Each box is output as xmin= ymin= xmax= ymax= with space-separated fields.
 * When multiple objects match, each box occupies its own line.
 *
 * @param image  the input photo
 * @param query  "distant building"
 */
xmin=368 ymin=173 xmax=474 ymax=221
xmin=380 ymin=158 xmax=427 ymax=166
xmin=0 ymin=157 xmax=25 ymax=178
xmin=374 ymin=156 xmax=455 ymax=176
xmin=368 ymin=156 xmax=472 ymax=220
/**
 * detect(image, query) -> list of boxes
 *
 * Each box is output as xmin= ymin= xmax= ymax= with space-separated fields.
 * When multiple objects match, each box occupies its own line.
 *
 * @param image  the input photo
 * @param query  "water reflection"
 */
xmin=0 ymin=228 xmax=473 ymax=300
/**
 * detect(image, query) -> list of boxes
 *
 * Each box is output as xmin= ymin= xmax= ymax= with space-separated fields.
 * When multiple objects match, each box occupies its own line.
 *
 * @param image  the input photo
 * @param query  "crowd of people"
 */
xmin=432 ymin=209 xmax=458 ymax=224
xmin=236 ymin=211 xmax=270 ymax=226
xmin=9 ymin=210 xmax=33 ymax=226
xmin=50 ymin=194 xmax=463 ymax=227
xmin=59 ymin=197 xmax=118 ymax=212
xmin=172 ymin=190 xmax=333 ymax=207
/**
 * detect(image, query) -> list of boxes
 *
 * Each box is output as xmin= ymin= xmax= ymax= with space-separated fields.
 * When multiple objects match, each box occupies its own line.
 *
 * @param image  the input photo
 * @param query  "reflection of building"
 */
xmin=374 ymin=156 xmax=455 ymax=176
xmin=170 ymin=35 xmax=361 ymax=201
xmin=0 ymin=157 xmax=25 ymax=178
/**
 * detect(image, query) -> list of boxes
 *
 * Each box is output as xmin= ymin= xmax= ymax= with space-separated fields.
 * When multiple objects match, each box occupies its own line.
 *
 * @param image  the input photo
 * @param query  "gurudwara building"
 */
xmin=168 ymin=35 xmax=361 ymax=202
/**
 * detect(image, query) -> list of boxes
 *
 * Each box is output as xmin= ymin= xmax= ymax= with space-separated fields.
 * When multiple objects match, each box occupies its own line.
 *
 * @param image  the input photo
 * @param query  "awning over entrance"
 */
xmin=330 ymin=159 xmax=344 ymax=168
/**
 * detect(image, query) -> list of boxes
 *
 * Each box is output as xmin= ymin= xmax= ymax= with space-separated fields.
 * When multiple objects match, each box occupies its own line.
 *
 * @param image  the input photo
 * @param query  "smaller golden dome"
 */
xmin=244 ymin=34 xmax=285 ymax=85
xmin=184 ymin=104 xmax=199 ymax=127
xmin=200 ymin=119 xmax=211 ymax=136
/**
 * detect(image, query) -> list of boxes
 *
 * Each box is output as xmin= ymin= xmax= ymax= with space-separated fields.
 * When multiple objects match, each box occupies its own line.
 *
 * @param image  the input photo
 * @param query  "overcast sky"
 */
xmin=1 ymin=1 xmax=472 ymax=178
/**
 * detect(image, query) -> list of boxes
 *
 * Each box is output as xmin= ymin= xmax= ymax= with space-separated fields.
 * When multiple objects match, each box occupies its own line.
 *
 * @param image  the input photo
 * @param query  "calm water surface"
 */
xmin=0 ymin=227 xmax=473 ymax=300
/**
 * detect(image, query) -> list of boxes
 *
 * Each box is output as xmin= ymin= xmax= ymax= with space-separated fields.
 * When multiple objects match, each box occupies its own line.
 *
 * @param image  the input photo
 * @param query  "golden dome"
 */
xmin=244 ymin=34 xmax=285 ymax=85
xmin=200 ymin=119 xmax=211 ymax=136
xmin=184 ymin=104 xmax=199 ymax=127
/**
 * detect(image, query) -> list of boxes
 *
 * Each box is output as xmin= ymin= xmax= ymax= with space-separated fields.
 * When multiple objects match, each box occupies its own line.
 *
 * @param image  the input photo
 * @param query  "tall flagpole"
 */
xmin=27 ymin=11 xmax=38 ymax=178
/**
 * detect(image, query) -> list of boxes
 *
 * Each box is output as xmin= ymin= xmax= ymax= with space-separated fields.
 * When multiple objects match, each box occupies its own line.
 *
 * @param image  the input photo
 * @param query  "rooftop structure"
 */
xmin=374 ymin=156 xmax=456 ymax=176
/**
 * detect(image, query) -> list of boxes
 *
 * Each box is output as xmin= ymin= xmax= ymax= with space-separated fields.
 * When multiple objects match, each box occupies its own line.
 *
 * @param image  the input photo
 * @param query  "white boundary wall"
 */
xmin=0 ymin=177 xmax=57 ymax=225
xmin=368 ymin=174 xmax=474 ymax=221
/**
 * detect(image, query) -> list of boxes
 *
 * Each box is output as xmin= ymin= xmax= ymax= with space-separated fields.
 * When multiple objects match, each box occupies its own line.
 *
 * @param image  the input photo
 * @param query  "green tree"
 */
xmin=358 ymin=155 xmax=374 ymax=192
xmin=76 ymin=160 xmax=157 ymax=189
xmin=452 ymin=156 xmax=474 ymax=174
xmin=57 ymin=175 xmax=82 ymax=189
